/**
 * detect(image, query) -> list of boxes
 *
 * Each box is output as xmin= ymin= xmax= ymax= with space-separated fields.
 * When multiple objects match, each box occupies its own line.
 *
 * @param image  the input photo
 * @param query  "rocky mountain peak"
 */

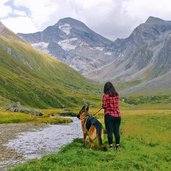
xmin=54 ymin=17 xmax=91 ymax=37
xmin=145 ymin=16 xmax=165 ymax=24
xmin=57 ymin=17 xmax=86 ymax=27
xmin=144 ymin=16 xmax=171 ymax=32
xmin=127 ymin=16 xmax=171 ymax=45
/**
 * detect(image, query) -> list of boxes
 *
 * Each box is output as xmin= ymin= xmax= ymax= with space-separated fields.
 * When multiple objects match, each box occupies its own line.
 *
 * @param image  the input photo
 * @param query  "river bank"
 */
xmin=0 ymin=123 xmax=46 ymax=171
xmin=0 ymin=117 xmax=82 ymax=171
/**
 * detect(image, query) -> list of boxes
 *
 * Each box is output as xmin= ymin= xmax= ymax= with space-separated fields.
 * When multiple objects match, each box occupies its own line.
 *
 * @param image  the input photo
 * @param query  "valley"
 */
xmin=0 ymin=16 xmax=171 ymax=171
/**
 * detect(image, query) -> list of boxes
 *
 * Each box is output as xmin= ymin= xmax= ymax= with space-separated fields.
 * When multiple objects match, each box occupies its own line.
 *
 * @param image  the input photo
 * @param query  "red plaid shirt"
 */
xmin=102 ymin=93 xmax=120 ymax=117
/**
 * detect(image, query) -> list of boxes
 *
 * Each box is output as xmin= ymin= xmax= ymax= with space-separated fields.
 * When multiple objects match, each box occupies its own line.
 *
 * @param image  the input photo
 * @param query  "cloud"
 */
xmin=13 ymin=9 xmax=27 ymax=17
xmin=13 ymin=0 xmax=59 ymax=28
xmin=1 ymin=0 xmax=171 ymax=40
xmin=2 ymin=17 xmax=37 ymax=33
xmin=0 ymin=0 xmax=12 ymax=18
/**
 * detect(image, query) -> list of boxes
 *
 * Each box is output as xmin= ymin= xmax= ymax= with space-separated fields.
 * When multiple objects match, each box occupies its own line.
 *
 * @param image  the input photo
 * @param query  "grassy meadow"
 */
xmin=0 ymin=109 xmax=72 ymax=124
xmin=9 ymin=106 xmax=171 ymax=171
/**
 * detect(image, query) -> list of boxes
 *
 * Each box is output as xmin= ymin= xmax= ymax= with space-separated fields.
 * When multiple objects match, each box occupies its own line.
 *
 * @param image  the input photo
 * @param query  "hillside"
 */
xmin=0 ymin=22 xmax=101 ymax=108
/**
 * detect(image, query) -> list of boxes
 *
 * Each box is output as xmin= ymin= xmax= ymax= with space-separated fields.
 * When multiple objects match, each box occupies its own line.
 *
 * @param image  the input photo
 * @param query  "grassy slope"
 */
xmin=10 ymin=109 xmax=171 ymax=171
xmin=0 ymin=109 xmax=72 ymax=124
xmin=0 ymin=36 xmax=101 ymax=108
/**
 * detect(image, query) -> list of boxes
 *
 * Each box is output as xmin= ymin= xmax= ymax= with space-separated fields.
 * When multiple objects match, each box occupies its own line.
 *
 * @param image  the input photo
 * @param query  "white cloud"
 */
xmin=119 ymin=0 xmax=171 ymax=38
xmin=1 ymin=17 xmax=37 ymax=33
xmin=123 ymin=0 xmax=171 ymax=18
xmin=13 ymin=0 xmax=59 ymax=28
xmin=1 ymin=0 xmax=171 ymax=40
xmin=0 ymin=0 xmax=12 ymax=18
xmin=13 ymin=10 xmax=27 ymax=17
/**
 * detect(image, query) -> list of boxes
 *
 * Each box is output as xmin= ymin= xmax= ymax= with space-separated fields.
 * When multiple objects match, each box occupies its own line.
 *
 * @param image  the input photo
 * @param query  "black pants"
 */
xmin=105 ymin=115 xmax=121 ymax=145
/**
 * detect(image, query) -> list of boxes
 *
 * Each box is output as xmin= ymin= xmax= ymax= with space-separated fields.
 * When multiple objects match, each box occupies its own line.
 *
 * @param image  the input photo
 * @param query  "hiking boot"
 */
xmin=115 ymin=144 xmax=121 ymax=151
xmin=109 ymin=144 xmax=113 ymax=150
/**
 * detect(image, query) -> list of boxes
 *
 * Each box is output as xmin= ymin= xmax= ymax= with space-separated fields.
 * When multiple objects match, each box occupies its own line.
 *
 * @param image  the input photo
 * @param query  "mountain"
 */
xmin=0 ymin=21 xmax=100 ymax=108
xmin=18 ymin=17 xmax=114 ymax=73
xmin=86 ymin=16 xmax=171 ymax=95
xmin=18 ymin=16 xmax=171 ymax=95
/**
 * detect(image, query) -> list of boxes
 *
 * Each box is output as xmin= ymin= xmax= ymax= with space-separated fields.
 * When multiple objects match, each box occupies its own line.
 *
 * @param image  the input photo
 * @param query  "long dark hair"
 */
xmin=104 ymin=82 xmax=118 ymax=96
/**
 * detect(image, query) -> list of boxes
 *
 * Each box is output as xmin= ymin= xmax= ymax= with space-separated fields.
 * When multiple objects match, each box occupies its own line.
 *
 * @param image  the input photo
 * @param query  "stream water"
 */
xmin=1 ymin=117 xmax=82 ymax=170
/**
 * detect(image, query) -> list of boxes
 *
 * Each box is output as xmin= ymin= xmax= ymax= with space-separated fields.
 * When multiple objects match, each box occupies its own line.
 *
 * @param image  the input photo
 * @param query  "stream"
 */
xmin=0 ymin=117 xmax=82 ymax=171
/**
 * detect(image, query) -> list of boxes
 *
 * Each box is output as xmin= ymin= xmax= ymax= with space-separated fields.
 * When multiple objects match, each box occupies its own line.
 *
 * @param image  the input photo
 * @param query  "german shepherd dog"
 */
xmin=77 ymin=105 xmax=107 ymax=151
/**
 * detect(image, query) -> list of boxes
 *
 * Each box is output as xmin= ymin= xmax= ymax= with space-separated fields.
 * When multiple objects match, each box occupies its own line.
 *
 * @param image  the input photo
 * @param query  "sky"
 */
xmin=1 ymin=0 xmax=171 ymax=40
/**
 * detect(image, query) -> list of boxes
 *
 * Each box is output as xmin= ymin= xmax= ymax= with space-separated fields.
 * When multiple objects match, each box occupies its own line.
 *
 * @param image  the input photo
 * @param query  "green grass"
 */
xmin=0 ymin=96 xmax=11 ymax=109
xmin=0 ymin=110 xmax=71 ymax=124
xmin=0 ymin=35 xmax=102 ymax=108
xmin=0 ymin=111 xmax=34 ymax=124
xmin=9 ymin=109 xmax=171 ymax=171
xmin=121 ymin=95 xmax=171 ymax=109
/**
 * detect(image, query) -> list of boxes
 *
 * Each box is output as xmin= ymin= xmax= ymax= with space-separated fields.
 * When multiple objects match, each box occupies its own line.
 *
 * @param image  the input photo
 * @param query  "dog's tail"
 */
xmin=97 ymin=126 xmax=107 ymax=151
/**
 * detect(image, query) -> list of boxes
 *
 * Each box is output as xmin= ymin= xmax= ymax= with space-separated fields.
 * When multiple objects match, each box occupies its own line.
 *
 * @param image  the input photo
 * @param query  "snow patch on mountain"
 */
xmin=59 ymin=24 xmax=72 ymax=35
xmin=58 ymin=38 xmax=78 ymax=51
xmin=57 ymin=38 xmax=90 ymax=51
xmin=95 ymin=47 xmax=103 ymax=51
xmin=105 ymin=52 xmax=112 ymax=55
xmin=32 ymin=42 xmax=49 ymax=54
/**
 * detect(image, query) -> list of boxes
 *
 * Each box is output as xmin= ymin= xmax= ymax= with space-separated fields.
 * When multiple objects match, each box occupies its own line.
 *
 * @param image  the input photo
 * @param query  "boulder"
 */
xmin=7 ymin=102 xmax=44 ymax=116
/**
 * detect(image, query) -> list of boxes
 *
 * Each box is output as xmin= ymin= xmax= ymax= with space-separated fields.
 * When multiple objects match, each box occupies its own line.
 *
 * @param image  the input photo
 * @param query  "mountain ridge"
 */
xmin=17 ymin=16 xmax=171 ymax=95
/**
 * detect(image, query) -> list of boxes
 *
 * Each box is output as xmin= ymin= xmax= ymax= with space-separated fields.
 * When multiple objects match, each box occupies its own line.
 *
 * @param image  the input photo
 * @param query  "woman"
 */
xmin=102 ymin=82 xmax=121 ymax=150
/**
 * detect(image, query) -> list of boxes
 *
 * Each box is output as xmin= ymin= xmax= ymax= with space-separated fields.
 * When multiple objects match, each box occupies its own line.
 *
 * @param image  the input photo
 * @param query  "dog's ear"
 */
xmin=82 ymin=105 xmax=86 ymax=111
xmin=86 ymin=105 xmax=89 ymax=111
